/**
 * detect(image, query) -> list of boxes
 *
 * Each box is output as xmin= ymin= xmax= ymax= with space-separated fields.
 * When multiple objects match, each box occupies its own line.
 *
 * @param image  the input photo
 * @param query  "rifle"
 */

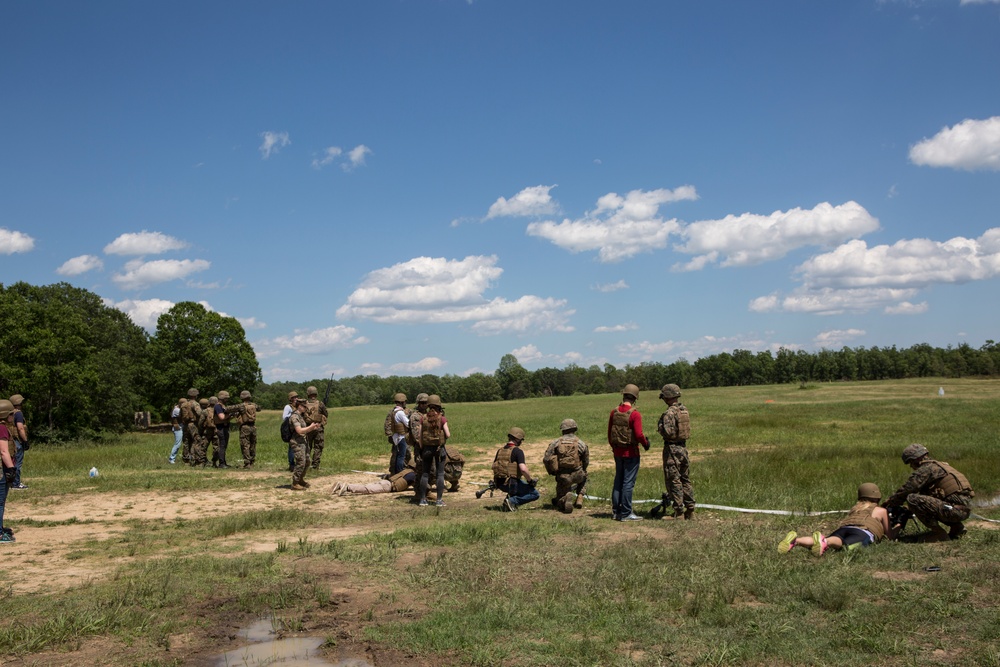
xmin=886 ymin=505 xmax=915 ymax=538
xmin=649 ymin=492 xmax=670 ymax=519
xmin=322 ymin=372 xmax=335 ymax=405
xmin=475 ymin=480 xmax=499 ymax=499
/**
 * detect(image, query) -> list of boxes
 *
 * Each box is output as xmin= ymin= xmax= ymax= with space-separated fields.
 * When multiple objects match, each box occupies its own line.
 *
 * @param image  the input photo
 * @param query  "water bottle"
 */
xmin=89 ymin=467 xmax=99 ymax=478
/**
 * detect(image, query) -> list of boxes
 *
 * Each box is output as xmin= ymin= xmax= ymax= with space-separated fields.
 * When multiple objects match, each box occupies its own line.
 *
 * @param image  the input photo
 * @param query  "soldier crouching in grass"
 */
xmin=290 ymin=398 xmax=322 ymax=490
xmin=493 ymin=427 xmax=539 ymax=512
xmin=778 ymin=483 xmax=893 ymax=557
xmin=883 ymin=444 xmax=975 ymax=542
xmin=543 ymin=419 xmax=588 ymax=513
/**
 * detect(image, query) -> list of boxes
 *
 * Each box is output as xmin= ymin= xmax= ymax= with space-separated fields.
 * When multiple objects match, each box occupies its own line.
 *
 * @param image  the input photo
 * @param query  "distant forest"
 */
xmin=255 ymin=342 xmax=1000 ymax=411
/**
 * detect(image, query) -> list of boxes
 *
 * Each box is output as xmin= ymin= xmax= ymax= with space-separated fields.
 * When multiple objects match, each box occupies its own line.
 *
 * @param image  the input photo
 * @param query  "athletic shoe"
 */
xmin=12 ymin=484 xmax=27 ymax=490
xmin=418 ymin=499 xmax=428 ymax=507
xmin=435 ymin=500 xmax=446 ymax=507
xmin=778 ymin=531 xmax=797 ymax=554
xmin=503 ymin=497 xmax=516 ymax=512
xmin=168 ymin=459 xmax=176 ymax=464
xmin=0 ymin=532 xmax=14 ymax=543
xmin=811 ymin=531 xmax=827 ymax=557
xmin=331 ymin=483 xmax=342 ymax=495
xmin=621 ymin=513 xmax=644 ymax=521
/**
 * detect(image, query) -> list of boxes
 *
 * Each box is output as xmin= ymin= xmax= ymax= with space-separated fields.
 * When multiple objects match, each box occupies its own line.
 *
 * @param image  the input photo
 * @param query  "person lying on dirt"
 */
xmin=778 ymin=483 xmax=893 ymax=557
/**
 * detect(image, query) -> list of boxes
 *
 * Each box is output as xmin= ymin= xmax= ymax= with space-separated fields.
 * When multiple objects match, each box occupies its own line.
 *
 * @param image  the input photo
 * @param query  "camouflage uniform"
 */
xmin=658 ymin=402 xmax=694 ymax=516
xmin=289 ymin=411 xmax=310 ymax=488
xmin=886 ymin=458 xmax=974 ymax=533
xmin=304 ymin=389 xmax=329 ymax=469
xmin=181 ymin=391 xmax=202 ymax=463
xmin=543 ymin=432 xmax=589 ymax=511
xmin=192 ymin=399 xmax=217 ymax=467
xmin=235 ymin=392 xmax=258 ymax=467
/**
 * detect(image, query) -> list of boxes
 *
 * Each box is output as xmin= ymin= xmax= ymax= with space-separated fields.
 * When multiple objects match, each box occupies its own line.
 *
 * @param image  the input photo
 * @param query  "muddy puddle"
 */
xmin=214 ymin=619 xmax=373 ymax=667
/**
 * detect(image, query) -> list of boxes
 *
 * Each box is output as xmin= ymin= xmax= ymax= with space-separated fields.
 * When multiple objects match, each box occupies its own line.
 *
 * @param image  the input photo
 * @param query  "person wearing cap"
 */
xmin=289 ymin=398 xmax=322 ymax=490
xmin=778 ymin=483 xmax=893 ymax=556
xmin=181 ymin=388 xmax=202 ymax=464
xmin=415 ymin=395 xmax=451 ymax=507
xmin=283 ymin=391 xmax=299 ymax=472
xmin=168 ymin=397 xmax=184 ymax=464
xmin=386 ymin=393 xmax=410 ymax=475
xmin=237 ymin=390 xmax=259 ymax=467
xmin=0 ymin=399 xmax=18 ymax=541
xmin=303 ymin=386 xmax=330 ymax=470
xmin=492 ymin=427 xmax=539 ymax=512
xmin=8 ymin=395 xmax=29 ymax=489
xmin=543 ymin=419 xmax=589 ymax=513
xmin=884 ymin=444 xmax=975 ymax=542
xmin=607 ymin=384 xmax=649 ymax=522
xmin=657 ymin=384 xmax=694 ymax=520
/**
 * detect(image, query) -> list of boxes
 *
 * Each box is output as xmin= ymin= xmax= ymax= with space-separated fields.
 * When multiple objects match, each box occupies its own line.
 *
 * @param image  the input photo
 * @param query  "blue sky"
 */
xmin=3 ymin=1 xmax=999 ymax=382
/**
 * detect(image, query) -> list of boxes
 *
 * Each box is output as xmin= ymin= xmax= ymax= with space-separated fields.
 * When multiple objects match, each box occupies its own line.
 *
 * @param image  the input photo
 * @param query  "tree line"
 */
xmin=3 ymin=282 xmax=998 ymax=439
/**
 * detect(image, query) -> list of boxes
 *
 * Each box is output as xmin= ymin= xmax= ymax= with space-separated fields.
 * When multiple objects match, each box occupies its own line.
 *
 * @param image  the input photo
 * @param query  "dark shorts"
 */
xmin=829 ymin=526 xmax=874 ymax=549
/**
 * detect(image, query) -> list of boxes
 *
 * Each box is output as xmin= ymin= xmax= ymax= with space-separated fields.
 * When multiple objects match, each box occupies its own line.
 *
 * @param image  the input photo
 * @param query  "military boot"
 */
xmin=574 ymin=492 xmax=585 ymax=509
xmin=684 ymin=507 xmax=695 ymax=521
xmin=917 ymin=526 xmax=950 ymax=543
xmin=669 ymin=507 xmax=684 ymax=520
xmin=948 ymin=523 xmax=967 ymax=540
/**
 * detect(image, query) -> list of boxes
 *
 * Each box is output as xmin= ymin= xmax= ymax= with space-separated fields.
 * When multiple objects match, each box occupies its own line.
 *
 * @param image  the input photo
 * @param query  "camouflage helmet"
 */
xmin=901 ymin=443 xmax=929 ymax=463
xmin=416 ymin=393 xmax=429 ymax=403
xmin=659 ymin=384 xmax=681 ymax=399
xmin=240 ymin=390 xmax=251 ymax=400
xmin=508 ymin=427 xmax=525 ymax=442
xmin=307 ymin=386 xmax=318 ymax=396
xmin=857 ymin=483 xmax=882 ymax=501
xmin=218 ymin=390 xmax=230 ymax=401
xmin=0 ymin=399 xmax=13 ymax=420
xmin=209 ymin=396 xmax=218 ymax=405
xmin=188 ymin=388 xmax=200 ymax=398
xmin=560 ymin=418 xmax=578 ymax=432
xmin=427 ymin=394 xmax=442 ymax=409
xmin=288 ymin=391 xmax=299 ymax=401
xmin=199 ymin=398 xmax=209 ymax=408
xmin=9 ymin=394 xmax=24 ymax=406
xmin=179 ymin=397 xmax=187 ymax=405
xmin=623 ymin=384 xmax=640 ymax=400
xmin=393 ymin=392 xmax=407 ymax=403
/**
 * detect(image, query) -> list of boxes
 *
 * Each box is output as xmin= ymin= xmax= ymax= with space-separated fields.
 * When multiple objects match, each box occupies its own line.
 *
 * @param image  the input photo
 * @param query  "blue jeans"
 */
xmin=392 ymin=437 xmax=408 ymax=475
xmin=169 ymin=428 xmax=183 ymax=462
xmin=13 ymin=441 xmax=24 ymax=486
xmin=506 ymin=479 xmax=540 ymax=509
xmin=612 ymin=456 xmax=640 ymax=518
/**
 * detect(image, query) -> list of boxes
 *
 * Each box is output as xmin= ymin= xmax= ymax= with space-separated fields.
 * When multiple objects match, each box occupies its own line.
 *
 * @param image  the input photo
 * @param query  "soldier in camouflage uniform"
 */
xmin=657 ymin=384 xmax=695 ymax=520
xmin=289 ymin=398 xmax=321 ymax=490
xmin=543 ymin=418 xmax=589 ymax=513
xmin=237 ymin=390 xmax=259 ymax=468
xmin=191 ymin=398 xmax=216 ymax=467
xmin=884 ymin=444 xmax=975 ymax=542
xmin=213 ymin=391 xmax=235 ymax=468
xmin=181 ymin=388 xmax=201 ymax=463
xmin=303 ymin=386 xmax=329 ymax=470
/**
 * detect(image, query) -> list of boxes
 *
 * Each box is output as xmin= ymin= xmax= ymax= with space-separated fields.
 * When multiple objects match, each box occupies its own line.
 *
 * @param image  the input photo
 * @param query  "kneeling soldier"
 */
xmin=543 ymin=419 xmax=589 ymax=513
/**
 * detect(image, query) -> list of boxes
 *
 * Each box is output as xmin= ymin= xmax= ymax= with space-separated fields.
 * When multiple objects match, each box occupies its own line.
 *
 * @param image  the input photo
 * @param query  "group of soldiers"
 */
xmin=171 ymin=388 xmax=260 ymax=469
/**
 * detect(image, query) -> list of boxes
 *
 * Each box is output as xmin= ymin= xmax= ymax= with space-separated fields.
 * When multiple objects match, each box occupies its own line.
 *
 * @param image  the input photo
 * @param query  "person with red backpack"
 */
xmin=607 ymin=384 xmax=649 ymax=521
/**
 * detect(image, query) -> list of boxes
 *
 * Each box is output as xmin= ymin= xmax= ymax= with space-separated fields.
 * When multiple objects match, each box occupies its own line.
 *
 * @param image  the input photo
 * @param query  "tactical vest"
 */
xmin=492 ymin=446 xmax=519 ymax=484
xmin=305 ymin=400 xmax=326 ymax=426
xmin=388 ymin=469 xmax=412 ymax=492
xmin=555 ymin=435 xmax=582 ymax=473
xmin=609 ymin=407 xmax=636 ymax=447
xmin=180 ymin=400 xmax=195 ymax=424
xmin=659 ymin=404 xmax=690 ymax=443
xmin=239 ymin=403 xmax=257 ymax=425
xmin=199 ymin=408 xmax=214 ymax=433
xmin=840 ymin=501 xmax=885 ymax=541
xmin=385 ymin=407 xmax=408 ymax=435
xmin=407 ymin=410 xmax=424 ymax=446
xmin=930 ymin=461 xmax=974 ymax=501
xmin=421 ymin=411 xmax=444 ymax=448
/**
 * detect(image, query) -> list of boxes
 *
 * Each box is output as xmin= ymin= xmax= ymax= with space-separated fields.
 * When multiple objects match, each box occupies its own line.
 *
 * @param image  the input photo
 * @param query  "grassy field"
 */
xmin=4 ymin=378 xmax=1000 ymax=666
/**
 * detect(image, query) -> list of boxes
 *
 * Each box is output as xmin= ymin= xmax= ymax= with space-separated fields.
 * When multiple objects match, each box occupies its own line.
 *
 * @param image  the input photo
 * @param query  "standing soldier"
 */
xmin=8 ymin=395 xmax=29 ymax=490
xmin=237 ymin=391 xmax=258 ymax=468
xmin=192 ymin=398 xmax=216 ymax=467
xmin=214 ymin=390 xmax=233 ymax=468
xmin=608 ymin=384 xmax=649 ymax=522
xmin=657 ymin=384 xmax=694 ymax=520
xmin=304 ymin=386 xmax=329 ymax=470
xmin=385 ymin=393 xmax=410 ymax=474
xmin=884 ymin=444 xmax=975 ymax=542
xmin=415 ymin=395 xmax=450 ymax=507
xmin=543 ymin=419 xmax=589 ymax=513
xmin=289 ymin=398 xmax=321 ymax=490
xmin=181 ymin=388 xmax=201 ymax=464
xmin=168 ymin=397 xmax=184 ymax=464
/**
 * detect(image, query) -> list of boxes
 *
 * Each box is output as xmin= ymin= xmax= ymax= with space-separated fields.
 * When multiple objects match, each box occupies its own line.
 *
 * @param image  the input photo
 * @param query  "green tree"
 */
xmin=496 ymin=354 xmax=530 ymax=399
xmin=149 ymin=302 xmax=261 ymax=415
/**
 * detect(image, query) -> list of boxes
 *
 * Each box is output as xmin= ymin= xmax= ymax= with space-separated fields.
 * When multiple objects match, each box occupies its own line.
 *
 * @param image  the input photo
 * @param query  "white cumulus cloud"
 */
xmin=311 ymin=146 xmax=343 ymax=169
xmin=486 ymin=185 xmax=559 ymax=219
xmin=344 ymin=144 xmax=371 ymax=171
xmin=526 ymin=186 xmax=697 ymax=262
xmin=390 ymin=357 xmax=446 ymax=373
xmin=909 ymin=116 xmax=1000 ymax=171
xmin=814 ymin=329 xmax=866 ymax=347
xmin=111 ymin=298 xmax=176 ymax=331
xmin=0 ymin=228 xmax=35 ymax=254
xmin=885 ymin=301 xmax=928 ymax=315
xmin=594 ymin=322 xmax=638 ymax=333
xmin=254 ymin=326 xmax=369 ymax=358
xmin=57 ymin=254 xmax=104 ymax=276
xmin=259 ymin=131 xmax=290 ymax=159
xmin=104 ymin=231 xmax=188 ymax=256
xmin=593 ymin=280 xmax=629 ymax=292
xmin=337 ymin=255 xmax=575 ymax=335
xmin=237 ymin=316 xmax=267 ymax=330
xmin=111 ymin=258 xmax=211 ymax=290
xmin=673 ymin=201 xmax=879 ymax=270
xmin=618 ymin=334 xmax=769 ymax=360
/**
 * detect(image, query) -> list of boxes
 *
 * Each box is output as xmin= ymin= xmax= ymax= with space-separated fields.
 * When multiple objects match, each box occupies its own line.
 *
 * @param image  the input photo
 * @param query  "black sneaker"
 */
xmin=13 ymin=484 xmax=27 ymax=490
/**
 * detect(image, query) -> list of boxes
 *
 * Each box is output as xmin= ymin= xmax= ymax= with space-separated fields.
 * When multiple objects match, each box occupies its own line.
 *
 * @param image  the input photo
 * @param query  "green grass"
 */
xmin=6 ymin=377 xmax=1000 ymax=665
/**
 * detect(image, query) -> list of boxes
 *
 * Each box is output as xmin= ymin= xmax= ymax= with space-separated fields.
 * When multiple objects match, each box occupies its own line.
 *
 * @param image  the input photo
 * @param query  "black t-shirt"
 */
xmin=509 ymin=445 xmax=525 ymax=467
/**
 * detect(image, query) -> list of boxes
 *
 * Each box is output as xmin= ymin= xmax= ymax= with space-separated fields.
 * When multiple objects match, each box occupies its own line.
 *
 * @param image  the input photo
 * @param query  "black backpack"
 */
xmin=280 ymin=417 xmax=293 ymax=443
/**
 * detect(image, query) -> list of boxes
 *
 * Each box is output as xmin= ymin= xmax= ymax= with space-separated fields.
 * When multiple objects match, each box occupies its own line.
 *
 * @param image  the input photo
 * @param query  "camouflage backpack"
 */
xmin=443 ymin=446 xmax=465 ymax=482
xmin=421 ymin=411 xmax=445 ymax=448
xmin=608 ymin=408 xmax=636 ymax=447
xmin=179 ymin=399 xmax=194 ymax=424
xmin=555 ymin=435 xmax=582 ymax=472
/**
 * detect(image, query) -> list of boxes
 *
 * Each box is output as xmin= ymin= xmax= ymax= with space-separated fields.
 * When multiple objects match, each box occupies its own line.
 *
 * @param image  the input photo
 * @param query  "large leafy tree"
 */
xmin=149 ymin=302 xmax=261 ymax=414
xmin=0 ymin=282 xmax=151 ymax=439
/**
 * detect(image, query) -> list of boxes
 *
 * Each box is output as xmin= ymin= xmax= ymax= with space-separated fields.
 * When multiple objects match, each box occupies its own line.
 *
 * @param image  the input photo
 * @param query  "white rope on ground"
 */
xmin=350 ymin=470 xmax=388 ymax=476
